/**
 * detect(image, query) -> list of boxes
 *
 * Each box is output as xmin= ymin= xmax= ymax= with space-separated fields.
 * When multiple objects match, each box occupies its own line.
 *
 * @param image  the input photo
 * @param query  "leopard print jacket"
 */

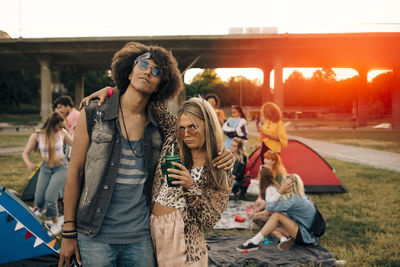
xmin=150 ymin=102 xmax=233 ymax=263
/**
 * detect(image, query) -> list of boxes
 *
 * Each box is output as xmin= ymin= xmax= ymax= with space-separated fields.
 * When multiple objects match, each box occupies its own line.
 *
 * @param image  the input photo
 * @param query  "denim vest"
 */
xmin=76 ymin=93 xmax=163 ymax=237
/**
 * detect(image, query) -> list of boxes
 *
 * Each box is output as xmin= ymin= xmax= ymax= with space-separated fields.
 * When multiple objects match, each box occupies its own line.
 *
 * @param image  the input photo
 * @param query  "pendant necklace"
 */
xmin=119 ymin=101 xmax=143 ymax=158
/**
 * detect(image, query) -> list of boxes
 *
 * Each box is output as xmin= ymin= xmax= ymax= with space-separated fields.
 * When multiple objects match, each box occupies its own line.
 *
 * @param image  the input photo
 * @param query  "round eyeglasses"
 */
xmin=134 ymin=59 xmax=162 ymax=78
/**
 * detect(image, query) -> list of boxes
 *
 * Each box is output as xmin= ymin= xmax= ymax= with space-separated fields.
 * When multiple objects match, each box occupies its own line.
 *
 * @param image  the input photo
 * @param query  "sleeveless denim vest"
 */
xmin=76 ymin=93 xmax=163 ymax=237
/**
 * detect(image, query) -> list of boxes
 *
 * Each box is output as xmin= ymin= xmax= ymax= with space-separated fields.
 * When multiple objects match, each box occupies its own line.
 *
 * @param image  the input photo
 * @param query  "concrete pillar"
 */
xmin=40 ymin=60 xmax=52 ymax=122
xmin=273 ymin=63 xmax=284 ymax=111
xmin=357 ymin=68 xmax=369 ymax=127
xmin=261 ymin=67 xmax=272 ymax=104
xmin=392 ymin=68 xmax=400 ymax=130
xmin=74 ymin=70 xmax=84 ymax=107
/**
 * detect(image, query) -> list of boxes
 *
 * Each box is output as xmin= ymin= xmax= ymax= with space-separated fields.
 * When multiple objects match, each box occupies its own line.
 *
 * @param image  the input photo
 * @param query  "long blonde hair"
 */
xmin=263 ymin=151 xmax=287 ymax=178
xmin=40 ymin=111 xmax=65 ymax=168
xmin=258 ymin=165 xmax=281 ymax=200
xmin=177 ymin=97 xmax=228 ymax=190
xmin=232 ymin=137 xmax=246 ymax=164
xmin=282 ymin=173 xmax=305 ymax=198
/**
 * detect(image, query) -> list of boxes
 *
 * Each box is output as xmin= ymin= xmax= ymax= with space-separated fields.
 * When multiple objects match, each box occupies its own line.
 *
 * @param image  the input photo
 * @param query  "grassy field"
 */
xmin=0 ymin=132 xmax=32 ymax=148
xmin=287 ymin=130 xmax=400 ymax=154
xmin=1 ymin=150 xmax=399 ymax=265
xmin=1 ymin=129 xmax=399 ymax=266
xmin=0 ymin=114 xmax=41 ymax=124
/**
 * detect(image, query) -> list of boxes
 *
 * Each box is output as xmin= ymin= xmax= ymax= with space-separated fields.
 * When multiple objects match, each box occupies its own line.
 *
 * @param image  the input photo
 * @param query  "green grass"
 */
xmin=1 ymin=150 xmax=399 ymax=266
xmin=1 ymin=128 xmax=400 ymax=266
xmin=287 ymin=130 xmax=400 ymax=154
xmin=209 ymin=158 xmax=400 ymax=266
xmin=0 ymin=114 xmax=41 ymax=125
xmin=0 ymin=132 xmax=33 ymax=148
xmin=0 ymin=152 xmax=41 ymax=194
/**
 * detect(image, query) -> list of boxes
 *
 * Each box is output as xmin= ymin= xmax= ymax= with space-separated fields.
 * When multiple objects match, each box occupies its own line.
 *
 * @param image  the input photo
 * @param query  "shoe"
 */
xmin=45 ymin=215 xmax=64 ymax=227
xmin=47 ymin=222 xmax=62 ymax=236
xmin=236 ymin=240 xmax=259 ymax=252
xmin=29 ymin=207 xmax=41 ymax=217
xmin=278 ymin=237 xmax=295 ymax=251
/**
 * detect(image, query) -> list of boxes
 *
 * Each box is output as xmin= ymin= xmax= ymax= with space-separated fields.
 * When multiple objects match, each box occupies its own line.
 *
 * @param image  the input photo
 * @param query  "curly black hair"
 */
xmin=111 ymin=42 xmax=183 ymax=102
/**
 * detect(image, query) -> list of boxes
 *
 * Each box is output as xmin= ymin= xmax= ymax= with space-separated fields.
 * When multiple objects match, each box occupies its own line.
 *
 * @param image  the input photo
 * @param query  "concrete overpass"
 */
xmin=0 ymin=33 xmax=399 ymax=128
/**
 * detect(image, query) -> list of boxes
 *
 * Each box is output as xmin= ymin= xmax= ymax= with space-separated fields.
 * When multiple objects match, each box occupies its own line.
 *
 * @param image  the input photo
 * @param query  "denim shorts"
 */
xmin=78 ymin=239 xmax=155 ymax=267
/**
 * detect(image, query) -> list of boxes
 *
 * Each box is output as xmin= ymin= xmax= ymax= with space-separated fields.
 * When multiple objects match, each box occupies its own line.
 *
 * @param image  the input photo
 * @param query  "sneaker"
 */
xmin=236 ymin=240 xmax=259 ymax=252
xmin=45 ymin=215 xmax=64 ymax=227
xmin=47 ymin=222 xmax=62 ymax=236
xmin=29 ymin=207 xmax=41 ymax=217
xmin=278 ymin=237 xmax=295 ymax=251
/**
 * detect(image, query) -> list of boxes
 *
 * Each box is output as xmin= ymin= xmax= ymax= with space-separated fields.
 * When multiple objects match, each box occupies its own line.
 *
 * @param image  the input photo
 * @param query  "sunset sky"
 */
xmin=1 ymin=0 xmax=398 ymax=83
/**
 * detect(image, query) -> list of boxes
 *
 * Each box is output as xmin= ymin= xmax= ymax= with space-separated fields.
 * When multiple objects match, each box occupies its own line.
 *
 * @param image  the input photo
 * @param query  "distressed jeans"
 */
xmin=34 ymin=159 xmax=68 ymax=218
xmin=78 ymin=239 xmax=156 ymax=267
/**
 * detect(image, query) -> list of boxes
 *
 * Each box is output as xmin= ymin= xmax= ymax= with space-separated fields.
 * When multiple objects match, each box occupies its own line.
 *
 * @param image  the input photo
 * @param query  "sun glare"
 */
xmin=185 ymin=67 xmax=392 ymax=89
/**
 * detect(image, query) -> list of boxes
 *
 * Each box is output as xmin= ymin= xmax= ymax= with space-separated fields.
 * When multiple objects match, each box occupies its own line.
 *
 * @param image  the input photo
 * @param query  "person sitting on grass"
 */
xmin=251 ymin=150 xmax=287 ymax=218
xmin=237 ymin=173 xmax=319 ymax=252
xmin=248 ymin=166 xmax=280 ymax=228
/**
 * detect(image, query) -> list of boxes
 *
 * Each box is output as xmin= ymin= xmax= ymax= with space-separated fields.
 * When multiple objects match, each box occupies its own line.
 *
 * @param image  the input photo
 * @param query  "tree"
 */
xmin=59 ymin=69 xmax=114 ymax=101
xmin=0 ymin=70 xmax=40 ymax=113
xmin=226 ymin=76 xmax=262 ymax=106
xmin=368 ymin=71 xmax=393 ymax=116
xmin=185 ymin=69 xmax=225 ymax=98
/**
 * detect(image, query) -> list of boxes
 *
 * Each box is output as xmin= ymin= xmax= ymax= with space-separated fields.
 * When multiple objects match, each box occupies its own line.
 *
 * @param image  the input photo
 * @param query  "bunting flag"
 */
xmin=47 ymin=239 xmax=57 ymax=249
xmin=34 ymin=237 xmax=44 ymax=248
xmin=0 ymin=186 xmax=59 ymax=264
xmin=25 ymin=230 xmax=34 ymax=240
xmin=7 ymin=213 xmax=14 ymax=222
xmin=0 ymin=203 xmax=58 ymax=252
xmin=15 ymin=221 xmax=24 ymax=231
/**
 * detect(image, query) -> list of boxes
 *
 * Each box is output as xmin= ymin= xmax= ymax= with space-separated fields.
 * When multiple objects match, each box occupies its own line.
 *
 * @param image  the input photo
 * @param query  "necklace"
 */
xmin=119 ymin=101 xmax=143 ymax=158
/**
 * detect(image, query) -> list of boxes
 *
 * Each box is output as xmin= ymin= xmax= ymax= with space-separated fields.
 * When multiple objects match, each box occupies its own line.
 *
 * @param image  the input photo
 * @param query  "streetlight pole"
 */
xmin=240 ymin=78 xmax=243 ymax=107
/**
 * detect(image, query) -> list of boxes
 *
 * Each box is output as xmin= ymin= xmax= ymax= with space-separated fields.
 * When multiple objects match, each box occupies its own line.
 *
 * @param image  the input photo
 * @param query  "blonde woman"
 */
xmin=22 ymin=111 xmax=73 ymax=235
xmin=151 ymin=97 xmax=233 ymax=266
xmin=237 ymin=174 xmax=319 ymax=252
xmin=230 ymin=137 xmax=247 ymax=199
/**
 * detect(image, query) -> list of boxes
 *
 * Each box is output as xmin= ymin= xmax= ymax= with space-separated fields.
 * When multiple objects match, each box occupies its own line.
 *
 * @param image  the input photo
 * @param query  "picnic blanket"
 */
xmin=206 ymin=234 xmax=336 ymax=267
xmin=213 ymin=200 xmax=254 ymax=230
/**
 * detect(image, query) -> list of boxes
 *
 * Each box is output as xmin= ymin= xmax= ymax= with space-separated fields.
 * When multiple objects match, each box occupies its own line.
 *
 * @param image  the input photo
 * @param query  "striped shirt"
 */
xmin=79 ymin=135 xmax=151 ymax=244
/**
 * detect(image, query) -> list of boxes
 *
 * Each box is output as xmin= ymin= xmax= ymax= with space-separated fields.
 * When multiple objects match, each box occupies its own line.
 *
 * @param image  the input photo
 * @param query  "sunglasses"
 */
xmin=177 ymin=127 xmax=199 ymax=138
xmin=134 ymin=59 xmax=162 ymax=78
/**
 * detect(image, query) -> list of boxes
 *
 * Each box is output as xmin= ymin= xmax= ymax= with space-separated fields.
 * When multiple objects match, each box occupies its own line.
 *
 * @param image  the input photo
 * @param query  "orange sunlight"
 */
xmin=184 ymin=68 xmax=390 ymax=88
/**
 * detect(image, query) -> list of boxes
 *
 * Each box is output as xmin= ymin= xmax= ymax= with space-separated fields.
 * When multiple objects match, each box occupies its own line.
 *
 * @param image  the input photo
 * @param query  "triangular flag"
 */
xmin=34 ymin=237 xmax=44 ymax=248
xmin=7 ymin=214 xmax=14 ymax=223
xmin=0 ymin=204 xmax=5 ymax=212
xmin=25 ymin=231 xmax=33 ymax=240
xmin=47 ymin=239 xmax=56 ymax=248
xmin=14 ymin=221 xmax=24 ymax=231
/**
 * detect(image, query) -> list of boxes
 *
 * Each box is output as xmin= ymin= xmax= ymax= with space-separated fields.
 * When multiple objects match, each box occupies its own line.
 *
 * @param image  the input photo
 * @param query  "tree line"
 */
xmin=0 ymin=68 xmax=395 ymax=118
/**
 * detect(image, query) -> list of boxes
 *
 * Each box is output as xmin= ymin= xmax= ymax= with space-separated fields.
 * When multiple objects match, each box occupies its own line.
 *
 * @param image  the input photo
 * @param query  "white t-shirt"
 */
xmin=265 ymin=185 xmax=281 ymax=203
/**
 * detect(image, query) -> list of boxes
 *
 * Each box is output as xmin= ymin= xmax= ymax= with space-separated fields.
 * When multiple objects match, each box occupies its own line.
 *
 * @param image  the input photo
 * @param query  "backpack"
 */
xmin=308 ymin=205 xmax=326 ymax=237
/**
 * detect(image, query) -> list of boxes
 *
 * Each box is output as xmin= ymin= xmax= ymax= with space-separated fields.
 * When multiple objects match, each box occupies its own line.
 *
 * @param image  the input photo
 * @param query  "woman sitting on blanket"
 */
xmin=237 ymin=173 xmax=319 ymax=252
xmin=251 ymin=151 xmax=287 ymax=218
xmin=248 ymin=165 xmax=280 ymax=227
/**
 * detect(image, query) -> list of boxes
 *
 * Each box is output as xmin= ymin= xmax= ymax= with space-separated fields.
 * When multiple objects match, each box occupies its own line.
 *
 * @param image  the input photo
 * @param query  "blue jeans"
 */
xmin=35 ymin=159 xmax=68 ymax=218
xmin=78 ymin=239 xmax=156 ymax=267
